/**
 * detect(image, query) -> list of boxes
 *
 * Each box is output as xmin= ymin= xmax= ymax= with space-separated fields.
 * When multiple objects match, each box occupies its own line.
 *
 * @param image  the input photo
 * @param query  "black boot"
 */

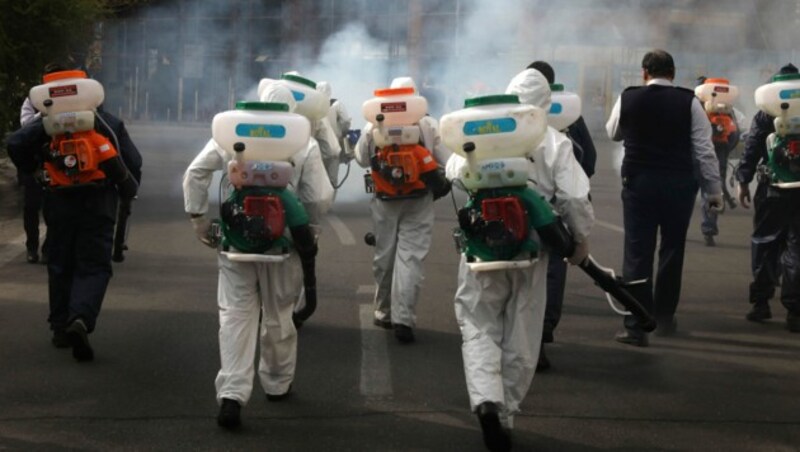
xmin=394 ymin=324 xmax=415 ymax=344
xmin=746 ymin=301 xmax=772 ymax=322
xmin=537 ymin=342 xmax=550 ymax=372
xmin=217 ymin=398 xmax=241 ymax=429
xmin=476 ymin=402 xmax=511 ymax=452
xmin=65 ymin=318 xmax=94 ymax=362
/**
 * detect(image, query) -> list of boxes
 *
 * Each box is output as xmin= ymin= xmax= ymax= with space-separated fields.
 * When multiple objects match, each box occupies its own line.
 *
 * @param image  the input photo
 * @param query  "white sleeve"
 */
xmin=690 ymin=98 xmax=722 ymax=195
xmin=605 ymin=95 xmax=623 ymax=141
xmin=314 ymin=118 xmax=341 ymax=158
xmin=335 ymin=101 xmax=351 ymax=137
xmin=20 ymin=98 xmax=39 ymax=127
xmin=354 ymin=123 xmax=375 ymax=168
xmin=419 ymin=116 xmax=452 ymax=166
xmin=549 ymin=133 xmax=594 ymax=242
xmin=183 ymin=139 xmax=226 ymax=215
xmin=295 ymin=140 xmax=334 ymax=224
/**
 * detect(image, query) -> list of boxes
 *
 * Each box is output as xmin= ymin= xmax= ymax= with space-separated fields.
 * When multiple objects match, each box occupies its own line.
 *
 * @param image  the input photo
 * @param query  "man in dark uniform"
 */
xmin=527 ymin=60 xmax=597 ymax=370
xmin=606 ymin=50 xmax=723 ymax=346
xmin=6 ymin=89 xmax=140 ymax=361
xmin=736 ymin=63 xmax=800 ymax=332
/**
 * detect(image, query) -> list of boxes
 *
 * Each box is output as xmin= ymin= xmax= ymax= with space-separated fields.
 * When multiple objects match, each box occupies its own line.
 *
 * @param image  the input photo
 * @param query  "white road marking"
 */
xmin=326 ymin=214 xmax=356 ymax=246
xmin=359 ymin=303 xmax=393 ymax=398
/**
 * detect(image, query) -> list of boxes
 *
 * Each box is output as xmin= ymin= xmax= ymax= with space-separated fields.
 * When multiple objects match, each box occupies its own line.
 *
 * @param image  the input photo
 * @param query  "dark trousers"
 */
xmin=46 ymin=207 xmax=115 ymax=333
xmin=700 ymin=144 xmax=733 ymax=236
xmin=621 ymin=171 xmax=699 ymax=332
xmin=750 ymin=182 xmax=782 ymax=304
xmin=749 ymin=185 xmax=800 ymax=314
xmin=544 ymin=254 xmax=568 ymax=341
xmin=20 ymin=171 xmax=46 ymax=253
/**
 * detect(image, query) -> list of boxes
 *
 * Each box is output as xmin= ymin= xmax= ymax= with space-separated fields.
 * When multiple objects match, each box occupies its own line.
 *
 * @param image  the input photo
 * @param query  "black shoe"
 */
xmin=217 ymin=398 xmax=241 ymax=429
xmin=66 ymin=319 xmax=94 ymax=362
xmin=373 ymin=318 xmax=392 ymax=330
xmin=394 ymin=324 xmax=415 ymax=344
xmin=787 ymin=312 xmax=800 ymax=333
xmin=476 ymin=402 xmax=512 ymax=452
xmin=746 ymin=302 xmax=772 ymax=322
xmin=51 ymin=329 xmax=70 ymax=349
xmin=292 ymin=314 xmax=305 ymax=330
xmin=704 ymin=235 xmax=716 ymax=247
xmin=266 ymin=384 xmax=292 ymax=402
xmin=614 ymin=330 xmax=648 ymax=347
xmin=26 ymin=250 xmax=39 ymax=264
xmin=655 ymin=317 xmax=677 ymax=337
xmin=537 ymin=343 xmax=550 ymax=372
xmin=541 ymin=326 xmax=554 ymax=344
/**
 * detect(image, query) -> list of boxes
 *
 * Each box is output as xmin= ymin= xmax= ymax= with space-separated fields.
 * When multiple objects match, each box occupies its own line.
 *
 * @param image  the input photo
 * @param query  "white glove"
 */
xmin=190 ymin=215 xmax=214 ymax=248
xmin=706 ymin=193 xmax=724 ymax=213
xmin=566 ymin=240 xmax=590 ymax=266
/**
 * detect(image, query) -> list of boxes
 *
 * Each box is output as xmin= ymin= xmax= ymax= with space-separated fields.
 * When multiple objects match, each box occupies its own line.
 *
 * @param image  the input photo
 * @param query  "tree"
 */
xmin=0 ymin=0 xmax=149 ymax=138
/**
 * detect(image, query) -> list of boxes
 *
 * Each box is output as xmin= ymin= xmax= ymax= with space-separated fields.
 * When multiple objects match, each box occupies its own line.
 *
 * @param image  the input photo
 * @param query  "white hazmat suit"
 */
xmin=182 ymin=83 xmax=333 ymax=408
xmin=354 ymin=77 xmax=450 ymax=337
xmin=446 ymin=68 xmax=594 ymax=428
xmin=317 ymin=81 xmax=351 ymax=186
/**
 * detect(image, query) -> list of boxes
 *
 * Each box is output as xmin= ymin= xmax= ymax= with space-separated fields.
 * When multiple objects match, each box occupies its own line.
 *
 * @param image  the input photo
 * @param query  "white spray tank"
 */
xmin=547 ymin=84 xmax=581 ymax=131
xmin=695 ymin=78 xmax=739 ymax=113
xmin=29 ymin=70 xmax=103 ymax=136
xmin=212 ymin=101 xmax=311 ymax=189
xmin=755 ymin=73 xmax=800 ymax=137
xmin=440 ymin=94 xmax=548 ymax=190
xmin=362 ymin=86 xmax=428 ymax=147
xmin=262 ymin=74 xmax=330 ymax=122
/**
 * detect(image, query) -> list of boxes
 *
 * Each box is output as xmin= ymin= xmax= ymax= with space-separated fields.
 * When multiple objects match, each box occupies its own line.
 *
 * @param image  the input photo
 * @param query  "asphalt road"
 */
xmin=0 ymin=124 xmax=798 ymax=451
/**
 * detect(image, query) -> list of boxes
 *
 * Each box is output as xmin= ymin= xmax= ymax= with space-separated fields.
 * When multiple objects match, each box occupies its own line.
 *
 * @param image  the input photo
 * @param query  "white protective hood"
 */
xmin=390 ymin=76 xmax=418 ymax=92
xmin=259 ymin=81 xmax=297 ymax=112
xmin=505 ymin=69 xmax=552 ymax=112
xmin=316 ymin=81 xmax=332 ymax=98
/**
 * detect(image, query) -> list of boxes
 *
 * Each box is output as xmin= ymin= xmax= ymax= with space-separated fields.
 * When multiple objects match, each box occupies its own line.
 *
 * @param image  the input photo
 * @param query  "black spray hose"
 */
xmin=536 ymin=221 xmax=657 ymax=332
xmin=290 ymin=225 xmax=319 ymax=328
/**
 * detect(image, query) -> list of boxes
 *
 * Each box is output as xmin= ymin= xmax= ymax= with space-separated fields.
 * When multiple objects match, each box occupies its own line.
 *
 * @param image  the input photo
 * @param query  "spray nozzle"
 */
xmin=43 ymin=99 xmax=53 ymax=108
xmin=781 ymin=102 xmax=790 ymax=111
xmin=376 ymin=114 xmax=385 ymax=123
xmin=463 ymin=142 xmax=478 ymax=175
xmin=234 ymin=142 xmax=246 ymax=153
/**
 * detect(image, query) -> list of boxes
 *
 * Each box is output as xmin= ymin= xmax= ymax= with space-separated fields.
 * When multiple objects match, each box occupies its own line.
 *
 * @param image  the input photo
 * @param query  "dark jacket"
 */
xmin=566 ymin=115 xmax=597 ymax=178
xmin=619 ymin=84 xmax=695 ymax=176
xmin=735 ymin=111 xmax=773 ymax=184
xmin=6 ymin=113 xmax=139 ymax=220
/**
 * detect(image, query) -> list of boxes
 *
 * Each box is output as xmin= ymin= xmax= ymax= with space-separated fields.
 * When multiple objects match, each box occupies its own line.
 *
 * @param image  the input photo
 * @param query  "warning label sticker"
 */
xmin=49 ymin=85 xmax=78 ymax=98
xmin=381 ymin=102 xmax=407 ymax=113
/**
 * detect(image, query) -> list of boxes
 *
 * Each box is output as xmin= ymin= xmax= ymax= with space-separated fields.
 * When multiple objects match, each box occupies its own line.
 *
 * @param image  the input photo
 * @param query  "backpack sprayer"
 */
xmin=29 ymin=70 xmax=137 ymax=261
xmin=755 ymin=73 xmax=800 ymax=188
xmin=211 ymin=101 xmax=320 ymax=325
xmin=361 ymin=86 xmax=449 ymax=200
xmin=695 ymin=78 xmax=740 ymax=148
xmin=441 ymin=94 xmax=655 ymax=330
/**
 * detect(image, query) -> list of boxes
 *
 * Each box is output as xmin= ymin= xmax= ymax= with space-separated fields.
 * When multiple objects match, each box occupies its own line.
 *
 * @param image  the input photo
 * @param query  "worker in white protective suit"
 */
xmin=445 ymin=68 xmax=593 ymax=450
xmin=317 ymin=81 xmax=352 ymax=186
xmin=182 ymin=82 xmax=333 ymax=429
xmin=354 ymin=76 xmax=451 ymax=344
